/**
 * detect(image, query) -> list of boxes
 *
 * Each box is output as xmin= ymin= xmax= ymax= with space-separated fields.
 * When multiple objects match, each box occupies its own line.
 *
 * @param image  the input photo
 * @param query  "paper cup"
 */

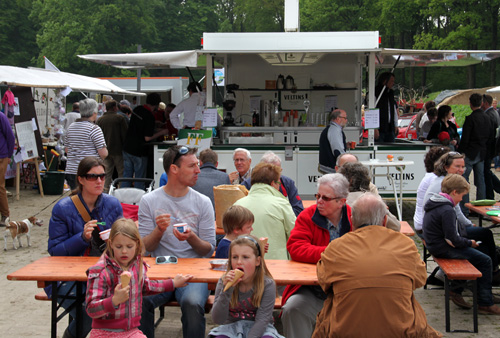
xmin=173 ymin=223 xmax=187 ymax=233
xmin=99 ymin=229 xmax=111 ymax=241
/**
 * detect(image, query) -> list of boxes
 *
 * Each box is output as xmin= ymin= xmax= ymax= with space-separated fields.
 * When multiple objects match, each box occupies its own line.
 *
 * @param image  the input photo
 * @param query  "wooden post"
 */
xmin=15 ymin=158 xmax=44 ymax=200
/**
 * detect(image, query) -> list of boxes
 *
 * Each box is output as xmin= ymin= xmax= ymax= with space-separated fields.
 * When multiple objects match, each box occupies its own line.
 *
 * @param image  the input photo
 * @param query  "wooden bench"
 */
xmin=155 ymin=294 xmax=282 ymax=328
xmin=433 ymin=257 xmax=482 ymax=333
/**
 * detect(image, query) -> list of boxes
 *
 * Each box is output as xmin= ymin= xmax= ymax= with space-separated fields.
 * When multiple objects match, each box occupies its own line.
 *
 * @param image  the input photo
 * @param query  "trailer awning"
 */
xmin=0 ymin=66 xmax=145 ymax=95
xmin=377 ymin=49 xmax=500 ymax=68
xmin=78 ymin=50 xmax=200 ymax=69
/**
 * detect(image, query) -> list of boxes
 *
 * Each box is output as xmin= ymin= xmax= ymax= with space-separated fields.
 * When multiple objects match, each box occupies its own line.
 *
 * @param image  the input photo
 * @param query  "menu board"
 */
xmin=365 ymin=108 xmax=380 ymax=129
xmin=15 ymin=120 xmax=38 ymax=160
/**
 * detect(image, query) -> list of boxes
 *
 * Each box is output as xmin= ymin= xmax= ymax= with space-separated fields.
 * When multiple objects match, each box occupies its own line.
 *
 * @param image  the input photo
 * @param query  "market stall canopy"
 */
xmin=378 ymin=49 xmax=500 ymax=68
xmin=0 ymin=65 xmax=145 ymax=95
xmin=487 ymin=86 xmax=500 ymax=93
xmin=78 ymin=50 xmax=200 ymax=69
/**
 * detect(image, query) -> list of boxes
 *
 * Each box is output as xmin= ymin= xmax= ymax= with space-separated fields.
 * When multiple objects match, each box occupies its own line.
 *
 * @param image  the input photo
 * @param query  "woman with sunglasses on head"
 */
xmin=48 ymin=156 xmax=123 ymax=338
xmin=281 ymin=173 xmax=352 ymax=338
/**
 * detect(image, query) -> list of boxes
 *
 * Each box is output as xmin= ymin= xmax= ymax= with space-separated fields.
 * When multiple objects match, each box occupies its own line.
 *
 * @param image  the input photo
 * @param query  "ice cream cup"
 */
xmin=173 ymin=223 xmax=187 ymax=233
xmin=387 ymin=155 xmax=394 ymax=162
xmin=99 ymin=229 xmax=111 ymax=241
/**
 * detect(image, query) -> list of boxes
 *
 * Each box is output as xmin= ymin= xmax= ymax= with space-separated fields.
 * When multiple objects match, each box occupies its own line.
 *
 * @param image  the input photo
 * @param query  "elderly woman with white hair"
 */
xmin=64 ymin=98 xmax=108 ymax=190
xmin=281 ymin=173 xmax=352 ymax=338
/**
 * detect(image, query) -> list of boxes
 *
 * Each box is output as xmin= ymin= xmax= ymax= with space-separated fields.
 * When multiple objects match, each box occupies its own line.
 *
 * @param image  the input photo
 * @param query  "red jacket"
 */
xmin=282 ymin=204 xmax=351 ymax=305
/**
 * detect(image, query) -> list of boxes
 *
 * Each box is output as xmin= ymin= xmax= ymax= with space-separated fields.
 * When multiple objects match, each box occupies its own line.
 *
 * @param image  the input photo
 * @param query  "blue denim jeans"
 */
xmin=495 ymin=156 xmax=500 ymax=169
xmin=58 ymin=281 xmax=92 ymax=338
xmin=438 ymin=246 xmax=493 ymax=307
xmin=466 ymin=226 xmax=499 ymax=268
xmin=140 ymin=282 xmax=209 ymax=338
xmin=461 ymin=154 xmax=485 ymax=215
xmin=122 ymin=151 xmax=147 ymax=189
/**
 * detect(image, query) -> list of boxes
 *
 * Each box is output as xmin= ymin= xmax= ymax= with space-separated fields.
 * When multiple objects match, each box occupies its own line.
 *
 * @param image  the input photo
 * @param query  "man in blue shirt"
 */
xmin=319 ymin=109 xmax=348 ymax=174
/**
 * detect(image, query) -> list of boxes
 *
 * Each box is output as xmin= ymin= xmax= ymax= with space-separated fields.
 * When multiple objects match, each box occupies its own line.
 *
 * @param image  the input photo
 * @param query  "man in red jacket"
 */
xmin=281 ymin=173 xmax=352 ymax=338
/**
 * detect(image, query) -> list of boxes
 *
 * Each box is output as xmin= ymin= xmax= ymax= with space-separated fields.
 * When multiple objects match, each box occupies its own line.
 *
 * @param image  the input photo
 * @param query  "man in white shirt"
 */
xmin=170 ymin=82 xmax=203 ymax=130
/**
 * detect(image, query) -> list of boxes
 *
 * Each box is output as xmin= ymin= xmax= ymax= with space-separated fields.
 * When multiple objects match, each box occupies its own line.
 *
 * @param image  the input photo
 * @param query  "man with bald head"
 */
xmin=336 ymin=153 xmax=378 ymax=194
xmin=319 ymin=109 xmax=348 ymax=174
xmin=313 ymin=193 xmax=441 ymax=337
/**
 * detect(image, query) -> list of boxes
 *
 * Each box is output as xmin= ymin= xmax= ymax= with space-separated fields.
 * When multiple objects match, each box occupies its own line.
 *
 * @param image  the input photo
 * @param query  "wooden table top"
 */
xmin=7 ymin=256 xmax=318 ymax=287
xmin=464 ymin=202 xmax=500 ymax=222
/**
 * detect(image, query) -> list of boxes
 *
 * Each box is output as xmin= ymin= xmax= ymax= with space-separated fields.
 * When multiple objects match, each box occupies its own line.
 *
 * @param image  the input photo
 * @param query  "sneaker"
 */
xmin=479 ymin=304 xmax=500 ymax=315
xmin=450 ymin=291 xmax=472 ymax=309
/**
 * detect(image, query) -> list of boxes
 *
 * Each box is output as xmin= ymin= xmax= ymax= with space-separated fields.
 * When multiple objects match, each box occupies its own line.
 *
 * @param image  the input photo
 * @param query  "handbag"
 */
xmin=71 ymin=195 xmax=106 ymax=256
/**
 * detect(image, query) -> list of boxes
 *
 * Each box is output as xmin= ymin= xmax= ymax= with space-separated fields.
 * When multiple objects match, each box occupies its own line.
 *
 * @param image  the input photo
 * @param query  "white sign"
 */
xmin=14 ymin=97 xmax=20 ymax=116
xmin=324 ymin=95 xmax=338 ymax=113
xmin=365 ymin=108 xmax=380 ymax=129
xmin=15 ymin=121 xmax=38 ymax=160
xmin=281 ymin=91 xmax=309 ymax=110
xmin=250 ymin=96 xmax=261 ymax=113
xmin=202 ymin=108 xmax=218 ymax=128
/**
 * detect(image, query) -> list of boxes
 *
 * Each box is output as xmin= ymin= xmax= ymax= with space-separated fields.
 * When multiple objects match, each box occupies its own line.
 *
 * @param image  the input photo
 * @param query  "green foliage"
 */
xmin=216 ymin=0 xmax=283 ymax=32
xmin=1 ymin=0 xmax=500 ymax=89
xmin=0 ymin=0 xmax=38 ymax=67
xmin=450 ymin=105 xmax=470 ymax=127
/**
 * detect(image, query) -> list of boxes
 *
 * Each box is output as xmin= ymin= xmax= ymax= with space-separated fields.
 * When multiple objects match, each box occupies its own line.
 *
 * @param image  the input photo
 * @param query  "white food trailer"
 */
xmin=79 ymin=32 xmax=500 ymax=203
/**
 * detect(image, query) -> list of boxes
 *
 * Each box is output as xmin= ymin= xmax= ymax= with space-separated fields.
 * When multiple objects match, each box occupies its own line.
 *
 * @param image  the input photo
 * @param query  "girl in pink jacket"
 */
xmin=86 ymin=218 xmax=192 ymax=337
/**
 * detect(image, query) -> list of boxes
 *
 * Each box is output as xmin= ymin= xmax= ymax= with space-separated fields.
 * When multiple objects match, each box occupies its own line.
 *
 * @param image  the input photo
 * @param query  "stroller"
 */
xmin=108 ymin=178 xmax=155 ymax=221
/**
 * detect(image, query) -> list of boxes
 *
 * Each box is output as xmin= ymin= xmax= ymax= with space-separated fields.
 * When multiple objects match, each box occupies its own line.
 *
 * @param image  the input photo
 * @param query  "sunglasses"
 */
xmin=81 ymin=173 xmax=106 ymax=181
xmin=173 ymin=146 xmax=189 ymax=165
xmin=314 ymin=193 xmax=342 ymax=202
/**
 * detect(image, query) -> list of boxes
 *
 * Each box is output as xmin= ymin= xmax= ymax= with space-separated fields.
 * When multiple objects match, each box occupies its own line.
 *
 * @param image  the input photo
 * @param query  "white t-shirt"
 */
xmin=138 ymin=187 xmax=216 ymax=258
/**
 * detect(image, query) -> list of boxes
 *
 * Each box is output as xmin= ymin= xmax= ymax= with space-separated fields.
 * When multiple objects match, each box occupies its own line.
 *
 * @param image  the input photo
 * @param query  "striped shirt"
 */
xmin=65 ymin=121 xmax=106 ymax=174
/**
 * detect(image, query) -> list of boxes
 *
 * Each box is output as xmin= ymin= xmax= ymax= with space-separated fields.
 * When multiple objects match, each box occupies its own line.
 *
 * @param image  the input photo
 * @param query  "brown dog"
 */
xmin=3 ymin=216 xmax=43 ymax=251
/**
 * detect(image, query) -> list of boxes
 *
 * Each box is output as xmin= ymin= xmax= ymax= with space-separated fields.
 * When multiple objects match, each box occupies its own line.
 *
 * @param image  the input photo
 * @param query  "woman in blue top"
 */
xmin=48 ymin=156 xmax=123 ymax=338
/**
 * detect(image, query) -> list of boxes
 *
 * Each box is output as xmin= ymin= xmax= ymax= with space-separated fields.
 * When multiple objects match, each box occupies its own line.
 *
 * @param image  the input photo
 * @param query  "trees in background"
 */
xmin=1 ymin=0 xmax=500 ymax=90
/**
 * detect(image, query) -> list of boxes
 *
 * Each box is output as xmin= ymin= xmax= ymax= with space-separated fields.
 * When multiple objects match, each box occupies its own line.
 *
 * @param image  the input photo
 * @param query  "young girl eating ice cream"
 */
xmin=86 ymin=218 xmax=192 ymax=337
xmin=209 ymin=235 xmax=283 ymax=338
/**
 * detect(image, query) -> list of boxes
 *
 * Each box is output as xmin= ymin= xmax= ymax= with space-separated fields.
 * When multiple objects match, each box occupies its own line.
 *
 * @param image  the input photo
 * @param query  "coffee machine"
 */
xmin=223 ymin=91 xmax=236 ymax=126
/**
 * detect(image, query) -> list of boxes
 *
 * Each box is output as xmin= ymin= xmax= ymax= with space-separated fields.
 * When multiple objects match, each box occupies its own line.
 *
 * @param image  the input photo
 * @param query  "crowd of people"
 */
xmin=31 ymin=82 xmax=500 ymax=338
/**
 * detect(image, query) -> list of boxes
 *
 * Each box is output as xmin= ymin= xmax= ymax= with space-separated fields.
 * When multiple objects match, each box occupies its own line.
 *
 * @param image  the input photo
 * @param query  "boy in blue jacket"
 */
xmin=423 ymin=174 xmax=500 ymax=315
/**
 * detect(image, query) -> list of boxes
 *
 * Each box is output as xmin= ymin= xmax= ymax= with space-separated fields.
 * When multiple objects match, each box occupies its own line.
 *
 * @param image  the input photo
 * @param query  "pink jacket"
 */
xmin=86 ymin=254 xmax=174 ymax=331
xmin=1 ymin=90 xmax=15 ymax=106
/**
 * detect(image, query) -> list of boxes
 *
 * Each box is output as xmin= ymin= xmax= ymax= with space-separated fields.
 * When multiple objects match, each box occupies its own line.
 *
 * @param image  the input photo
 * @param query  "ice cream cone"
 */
xmin=121 ymin=271 xmax=131 ymax=287
xmin=260 ymin=237 xmax=268 ymax=255
xmin=224 ymin=269 xmax=245 ymax=291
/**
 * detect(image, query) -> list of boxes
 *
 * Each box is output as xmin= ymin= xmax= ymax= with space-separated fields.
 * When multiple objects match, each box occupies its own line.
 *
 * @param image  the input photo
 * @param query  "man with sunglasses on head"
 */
xmin=319 ymin=109 xmax=348 ymax=174
xmin=282 ymin=173 xmax=352 ymax=338
xmin=138 ymin=145 xmax=215 ymax=338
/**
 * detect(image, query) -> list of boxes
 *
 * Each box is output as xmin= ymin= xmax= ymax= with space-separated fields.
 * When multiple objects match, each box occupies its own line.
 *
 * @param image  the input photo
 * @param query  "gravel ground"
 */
xmin=2 ymin=172 xmax=500 ymax=337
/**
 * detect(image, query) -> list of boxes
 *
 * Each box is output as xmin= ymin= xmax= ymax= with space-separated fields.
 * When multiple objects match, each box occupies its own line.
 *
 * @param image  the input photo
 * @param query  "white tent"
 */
xmin=78 ymin=50 xmax=199 ymax=69
xmin=487 ymin=86 xmax=500 ymax=93
xmin=0 ymin=65 xmax=145 ymax=96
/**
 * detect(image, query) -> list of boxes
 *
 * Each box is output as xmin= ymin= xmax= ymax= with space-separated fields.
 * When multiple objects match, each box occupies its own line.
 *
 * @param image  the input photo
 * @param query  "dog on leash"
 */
xmin=3 ymin=216 xmax=43 ymax=251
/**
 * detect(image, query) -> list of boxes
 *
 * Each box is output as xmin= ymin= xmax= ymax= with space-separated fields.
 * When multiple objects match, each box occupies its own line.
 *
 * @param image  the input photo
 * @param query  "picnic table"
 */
xmin=7 ymin=256 xmax=317 ymax=338
xmin=464 ymin=202 xmax=500 ymax=228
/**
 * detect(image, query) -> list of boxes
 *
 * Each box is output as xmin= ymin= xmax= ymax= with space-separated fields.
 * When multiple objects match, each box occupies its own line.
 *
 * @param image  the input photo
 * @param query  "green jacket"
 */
xmin=234 ymin=183 xmax=296 ymax=259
